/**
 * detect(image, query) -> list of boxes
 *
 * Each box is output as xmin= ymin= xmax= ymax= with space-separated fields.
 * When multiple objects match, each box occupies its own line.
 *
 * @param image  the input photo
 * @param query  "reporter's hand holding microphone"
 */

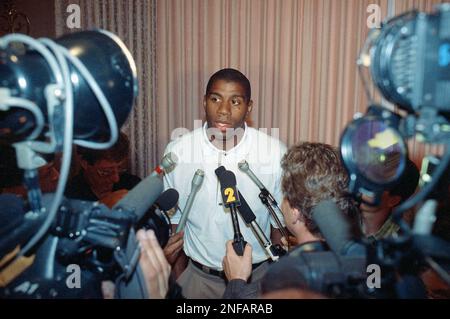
xmin=222 ymin=240 xmax=253 ymax=281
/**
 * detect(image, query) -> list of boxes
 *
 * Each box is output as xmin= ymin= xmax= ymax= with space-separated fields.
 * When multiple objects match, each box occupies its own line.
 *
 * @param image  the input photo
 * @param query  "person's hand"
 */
xmin=222 ymin=240 xmax=253 ymax=281
xmin=163 ymin=230 xmax=184 ymax=265
xmin=137 ymin=229 xmax=171 ymax=299
xmin=101 ymin=280 xmax=115 ymax=299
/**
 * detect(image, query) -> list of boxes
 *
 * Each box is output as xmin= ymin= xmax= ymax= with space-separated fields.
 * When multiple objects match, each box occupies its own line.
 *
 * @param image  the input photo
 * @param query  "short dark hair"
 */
xmin=205 ymin=68 xmax=251 ymax=103
xmin=281 ymin=142 xmax=355 ymax=237
xmin=77 ymin=131 xmax=130 ymax=165
xmin=388 ymin=158 xmax=419 ymax=203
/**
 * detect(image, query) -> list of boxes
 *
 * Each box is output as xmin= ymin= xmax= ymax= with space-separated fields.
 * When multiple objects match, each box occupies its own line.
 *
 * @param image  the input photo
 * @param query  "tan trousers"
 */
xmin=177 ymin=259 xmax=269 ymax=299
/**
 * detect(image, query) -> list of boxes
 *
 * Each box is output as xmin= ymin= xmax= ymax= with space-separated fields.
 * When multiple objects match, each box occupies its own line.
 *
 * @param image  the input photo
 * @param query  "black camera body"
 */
xmin=0 ymin=193 xmax=173 ymax=299
xmin=371 ymin=7 xmax=450 ymax=115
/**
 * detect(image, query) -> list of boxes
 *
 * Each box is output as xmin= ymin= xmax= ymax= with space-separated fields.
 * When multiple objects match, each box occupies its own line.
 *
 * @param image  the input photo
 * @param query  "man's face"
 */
xmin=82 ymin=159 xmax=123 ymax=198
xmin=203 ymin=79 xmax=252 ymax=140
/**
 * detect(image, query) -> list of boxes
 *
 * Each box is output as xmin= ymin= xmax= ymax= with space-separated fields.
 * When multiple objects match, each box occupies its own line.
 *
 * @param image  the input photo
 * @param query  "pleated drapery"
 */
xmin=54 ymin=0 xmax=447 ymax=174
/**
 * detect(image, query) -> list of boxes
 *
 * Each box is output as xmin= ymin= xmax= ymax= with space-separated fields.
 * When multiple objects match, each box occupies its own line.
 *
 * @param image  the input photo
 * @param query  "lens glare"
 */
xmin=351 ymin=120 xmax=405 ymax=184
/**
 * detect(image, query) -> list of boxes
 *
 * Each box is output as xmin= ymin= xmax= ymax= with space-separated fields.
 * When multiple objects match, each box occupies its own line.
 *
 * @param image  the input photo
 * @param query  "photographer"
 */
xmin=222 ymin=142 xmax=357 ymax=298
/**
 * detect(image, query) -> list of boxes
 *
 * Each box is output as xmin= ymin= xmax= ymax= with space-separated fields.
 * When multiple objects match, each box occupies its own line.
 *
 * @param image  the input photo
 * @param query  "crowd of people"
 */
xmin=1 ymin=68 xmax=448 ymax=299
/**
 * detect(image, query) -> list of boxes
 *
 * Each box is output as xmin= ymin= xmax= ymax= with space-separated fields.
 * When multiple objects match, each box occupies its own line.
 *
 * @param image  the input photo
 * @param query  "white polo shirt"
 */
xmin=163 ymin=123 xmax=287 ymax=270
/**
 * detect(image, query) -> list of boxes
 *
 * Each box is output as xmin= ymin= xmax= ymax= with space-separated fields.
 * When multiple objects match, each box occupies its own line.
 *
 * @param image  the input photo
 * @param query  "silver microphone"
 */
xmin=238 ymin=159 xmax=289 ymax=241
xmin=150 ymin=152 xmax=178 ymax=178
xmin=238 ymin=160 xmax=265 ymax=189
xmin=176 ymin=169 xmax=205 ymax=233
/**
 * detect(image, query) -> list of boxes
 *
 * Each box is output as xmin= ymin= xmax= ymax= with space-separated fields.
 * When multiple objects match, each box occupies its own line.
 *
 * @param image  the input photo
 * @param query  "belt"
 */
xmin=190 ymin=258 xmax=267 ymax=278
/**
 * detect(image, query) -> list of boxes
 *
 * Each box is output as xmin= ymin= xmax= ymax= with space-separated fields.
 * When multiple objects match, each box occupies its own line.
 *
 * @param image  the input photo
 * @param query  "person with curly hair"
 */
xmin=222 ymin=142 xmax=357 ymax=298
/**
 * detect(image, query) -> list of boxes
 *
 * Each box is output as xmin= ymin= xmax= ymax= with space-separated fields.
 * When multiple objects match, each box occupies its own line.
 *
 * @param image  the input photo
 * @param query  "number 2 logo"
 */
xmin=224 ymin=188 xmax=236 ymax=203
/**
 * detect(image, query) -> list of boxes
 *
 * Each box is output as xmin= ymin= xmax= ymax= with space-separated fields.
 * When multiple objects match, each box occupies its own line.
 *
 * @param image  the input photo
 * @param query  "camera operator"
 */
xmin=358 ymin=158 xmax=420 ymax=242
xmin=222 ymin=142 xmax=357 ymax=298
xmin=65 ymin=131 xmax=141 ymax=204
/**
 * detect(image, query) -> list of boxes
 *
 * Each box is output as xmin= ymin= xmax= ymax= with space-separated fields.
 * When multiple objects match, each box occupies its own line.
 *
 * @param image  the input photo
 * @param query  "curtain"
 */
xmin=156 ymin=0 xmax=446 ymax=166
xmin=53 ymin=0 xmax=446 ymax=174
xmin=54 ymin=0 xmax=157 ymax=177
xmin=155 ymin=0 xmax=390 ymax=157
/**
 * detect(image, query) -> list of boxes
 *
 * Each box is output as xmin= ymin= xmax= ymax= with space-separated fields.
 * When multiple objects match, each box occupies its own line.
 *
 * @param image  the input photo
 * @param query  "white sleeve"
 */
xmin=270 ymin=141 xmax=287 ymax=228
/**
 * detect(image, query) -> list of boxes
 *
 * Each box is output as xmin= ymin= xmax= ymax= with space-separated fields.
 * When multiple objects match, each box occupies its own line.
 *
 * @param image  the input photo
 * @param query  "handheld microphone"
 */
xmin=216 ymin=168 xmax=246 ymax=256
xmin=311 ymin=200 xmax=365 ymax=256
xmin=215 ymin=166 xmax=283 ymax=261
xmin=176 ymin=169 xmax=205 ymax=233
xmin=113 ymin=153 xmax=178 ymax=222
xmin=139 ymin=188 xmax=179 ymax=248
xmin=150 ymin=152 xmax=178 ymax=178
xmin=154 ymin=188 xmax=179 ymax=211
xmin=238 ymin=160 xmax=289 ymax=240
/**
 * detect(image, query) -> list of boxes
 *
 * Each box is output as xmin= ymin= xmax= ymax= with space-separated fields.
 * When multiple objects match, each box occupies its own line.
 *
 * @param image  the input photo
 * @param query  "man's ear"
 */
xmin=203 ymin=95 xmax=207 ymax=111
xmin=246 ymin=100 xmax=253 ymax=116
xmin=291 ymin=207 xmax=301 ymax=224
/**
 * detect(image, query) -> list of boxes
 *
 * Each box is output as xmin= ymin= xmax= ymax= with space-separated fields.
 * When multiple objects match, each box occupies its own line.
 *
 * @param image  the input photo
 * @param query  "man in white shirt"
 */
xmin=163 ymin=68 xmax=287 ymax=298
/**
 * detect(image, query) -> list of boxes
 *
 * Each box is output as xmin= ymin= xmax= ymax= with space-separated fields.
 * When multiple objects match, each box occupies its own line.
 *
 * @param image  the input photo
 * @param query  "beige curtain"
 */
xmin=156 ymin=0 xmax=446 ymax=166
xmin=155 ymin=0 xmax=390 ymax=156
xmin=53 ymin=0 xmax=446 ymax=175
xmin=54 ymin=0 xmax=157 ymax=177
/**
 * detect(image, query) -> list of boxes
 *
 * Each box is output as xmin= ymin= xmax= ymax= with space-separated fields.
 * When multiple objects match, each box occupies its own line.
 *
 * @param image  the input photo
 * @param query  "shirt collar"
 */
xmin=201 ymin=121 xmax=250 ymax=156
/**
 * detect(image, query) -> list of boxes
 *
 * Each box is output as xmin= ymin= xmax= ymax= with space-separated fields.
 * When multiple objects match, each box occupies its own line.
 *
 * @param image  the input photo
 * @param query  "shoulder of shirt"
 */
xmin=247 ymin=126 xmax=288 ymax=153
xmin=164 ymin=126 xmax=204 ymax=153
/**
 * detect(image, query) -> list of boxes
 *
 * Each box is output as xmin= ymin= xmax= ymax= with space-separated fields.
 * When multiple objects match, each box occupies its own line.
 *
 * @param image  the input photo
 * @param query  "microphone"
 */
xmin=238 ymin=160 xmax=265 ymax=190
xmin=113 ymin=153 xmax=178 ymax=222
xmin=155 ymin=188 xmax=179 ymax=212
xmin=214 ymin=166 xmax=283 ymax=261
xmin=237 ymin=192 xmax=285 ymax=261
xmin=216 ymin=168 xmax=247 ymax=256
xmin=150 ymin=152 xmax=178 ymax=178
xmin=311 ymin=200 xmax=365 ymax=256
xmin=176 ymin=169 xmax=204 ymax=233
xmin=238 ymin=160 xmax=289 ymax=241
xmin=113 ymin=174 xmax=163 ymax=222
xmin=139 ymin=188 xmax=179 ymax=248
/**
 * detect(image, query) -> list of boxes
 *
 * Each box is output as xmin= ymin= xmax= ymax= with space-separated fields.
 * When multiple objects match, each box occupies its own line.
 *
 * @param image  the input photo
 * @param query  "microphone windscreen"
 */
xmin=237 ymin=192 xmax=256 ymax=223
xmin=214 ymin=166 xmax=226 ymax=178
xmin=311 ymin=200 xmax=354 ymax=255
xmin=218 ymin=170 xmax=236 ymax=188
xmin=113 ymin=174 xmax=163 ymax=221
xmin=155 ymin=188 xmax=179 ymax=211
